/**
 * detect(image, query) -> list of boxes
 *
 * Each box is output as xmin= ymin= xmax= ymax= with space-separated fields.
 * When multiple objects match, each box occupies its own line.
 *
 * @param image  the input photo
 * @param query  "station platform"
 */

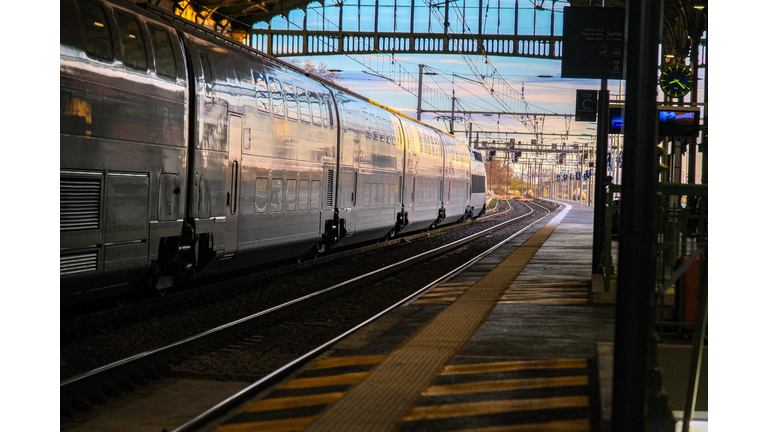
xmin=205 ymin=199 xmax=617 ymax=432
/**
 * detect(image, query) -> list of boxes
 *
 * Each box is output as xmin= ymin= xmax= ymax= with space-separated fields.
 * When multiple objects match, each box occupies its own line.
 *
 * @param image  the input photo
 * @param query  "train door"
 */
xmin=395 ymin=120 xmax=413 ymax=219
xmin=224 ymin=114 xmax=242 ymax=256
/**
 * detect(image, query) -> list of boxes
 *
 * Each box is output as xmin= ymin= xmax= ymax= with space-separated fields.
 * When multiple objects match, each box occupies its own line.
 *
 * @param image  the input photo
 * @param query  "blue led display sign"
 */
xmin=658 ymin=107 xmax=700 ymax=137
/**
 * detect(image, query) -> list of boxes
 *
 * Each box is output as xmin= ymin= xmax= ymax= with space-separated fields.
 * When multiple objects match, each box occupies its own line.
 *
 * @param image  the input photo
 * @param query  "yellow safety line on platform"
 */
xmin=280 ymin=371 xmax=369 ymax=389
xmin=422 ymin=375 xmax=588 ymax=396
xmin=509 ymin=282 xmax=589 ymax=288
xmin=501 ymin=292 xmax=587 ymax=299
xmin=498 ymin=298 xmax=587 ymax=305
xmin=308 ymin=355 xmax=386 ymax=370
xmin=453 ymin=418 xmax=591 ymax=432
xmin=440 ymin=358 xmax=588 ymax=375
xmin=421 ymin=290 xmax=469 ymax=297
xmin=243 ymin=392 xmax=345 ymax=412
xmin=302 ymin=209 xmax=567 ymax=432
xmin=214 ymin=416 xmax=318 ymax=432
xmin=433 ymin=282 xmax=474 ymax=288
xmin=411 ymin=298 xmax=461 ymax=304
xmin=401 ymin=395 xmax=589 ymax=421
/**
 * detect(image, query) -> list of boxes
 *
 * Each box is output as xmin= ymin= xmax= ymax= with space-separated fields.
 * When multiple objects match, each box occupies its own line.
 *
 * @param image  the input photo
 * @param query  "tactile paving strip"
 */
xmin=400 ymin=358 xmax=592 ymax=431
xmin=213 ymin=355 xmax=386 ymax=432
xmin=303 ymin=218 xmax=562 ymax=432
xmin=499 ymin=281 xmax=589 ymax=305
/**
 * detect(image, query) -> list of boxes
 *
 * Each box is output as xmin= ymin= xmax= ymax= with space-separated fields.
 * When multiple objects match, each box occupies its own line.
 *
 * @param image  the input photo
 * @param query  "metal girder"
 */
xmin=250 ymin=29 xmax=562 ymax=59
xmin=161 ymin=0 xmax=706 ymax=74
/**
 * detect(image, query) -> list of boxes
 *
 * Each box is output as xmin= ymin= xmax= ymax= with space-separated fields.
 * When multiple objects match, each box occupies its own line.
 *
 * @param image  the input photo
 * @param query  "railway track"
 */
xmin=61 ymin=199 xmax=512 ymax=331
xmin=60 ymin=200 xmax=553 ymax=425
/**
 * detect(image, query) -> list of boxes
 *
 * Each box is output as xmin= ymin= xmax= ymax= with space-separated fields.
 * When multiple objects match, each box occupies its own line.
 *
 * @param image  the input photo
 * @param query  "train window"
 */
xmin=380 ymin=118 xmax=385 ymax=141
xmin=268 ymin=77 xmax=285 ymax=117
xmin=310 ymin=180 xmax=321 ymax=210
xmin=297 ymin=88 xmax=311 ymax=123
xmin=255 ymin=74 xmax=270 ymax=113
xmin=285 ymin=179 xmax=297 ymax=210
xmin=199 ymin=52 xmax=213 ymax=97
xmin=363 ymin=183 xmax=370 ymax=207
xmin=324 ymin=95 xmax=334 ymax=128
xmin=284 ymin=83 xmax=298 ymax=121
xmin=320 ymin=98 xmax=329 ymax=128
xmin=309 ymin=92 xmax=322 ymax=126
xmin=270 ymin=179 xmax=283 ymax=212
xmin=298 ymin=180 xmax=309 ymax=210
xmin=339 ymin=103 xmax=348 ymax=132
xmin=358 ymin=110 xmax=367 ymax=134
xmin=371 ymin=117 xmax=379 ymax=141
xmin=77 ymin=0 xmax=114 ymax=60
xmin=148 ymin=25 xmax=176 ymax=78
xmin=362 ymin=111 xmax=371 ymax=138
xmin=115 ymin=12 xmax=148 ymax=71
xmin=255 ymin=178 xmax=269 ymax=213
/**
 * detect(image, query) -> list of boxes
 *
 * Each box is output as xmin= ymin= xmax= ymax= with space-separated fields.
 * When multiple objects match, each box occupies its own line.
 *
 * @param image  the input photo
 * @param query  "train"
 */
xmin=60 ymin=0 xmax=488 ymax=304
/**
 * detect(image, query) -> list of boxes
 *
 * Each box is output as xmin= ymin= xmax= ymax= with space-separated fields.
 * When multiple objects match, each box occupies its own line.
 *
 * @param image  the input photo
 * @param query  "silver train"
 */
xmin=60 ymin=0 xmax=488 ymax=304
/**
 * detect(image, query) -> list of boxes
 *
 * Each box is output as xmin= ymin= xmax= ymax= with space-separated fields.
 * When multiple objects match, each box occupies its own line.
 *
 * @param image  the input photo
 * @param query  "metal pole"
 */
xmin=489 ymin=156 xmax=493 ymax=196
xmin=682 ymin=254 xmax=707 ymax=432
xmin=444 ymin=0 xmax=450 ymax=33
xmin=688 ymin=33 xmax=700 ymax=185
xmin=450 ymin=94 xmax=455 ymax=134
xmin=514 ymin=0 xmax=519 ymax=35
xmin=612 ymin=1 xmax=664 ymax=431
xmin=478 ymin=0 xmax=483 ymax=34
xmin=468 ymin=122 xmax=474 ymax=148
xmin=410 ymin=0 xmax=415 ymax=34
xmin=701 ymin=24 xmax=708 ymax=184
xmin=505 ymin=149 xmax=510 ymax=199
xmin=417 ymin=64 xmax=424 ymax=121
xmin=580 ymin=142 xmax=584 ymax=203
xmin=591 ymin=80 xmax=609 ymax=274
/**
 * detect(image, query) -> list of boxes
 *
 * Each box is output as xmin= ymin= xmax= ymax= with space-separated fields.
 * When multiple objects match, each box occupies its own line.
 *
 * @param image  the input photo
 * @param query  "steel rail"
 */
xmin=61 ymin=200 xmax=540 ymax=404
xmin=172 ymin=200 xmax=552 ymax=432
xmin=61 ymin=200 xmax=513 ymax=332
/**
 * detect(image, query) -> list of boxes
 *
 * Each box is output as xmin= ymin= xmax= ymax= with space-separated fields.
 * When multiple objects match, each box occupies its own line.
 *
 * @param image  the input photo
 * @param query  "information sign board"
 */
xmin=561 ymin=7 xmax=626 ymax=79
xmin=575 ymin=89 xmax=598 ymax=121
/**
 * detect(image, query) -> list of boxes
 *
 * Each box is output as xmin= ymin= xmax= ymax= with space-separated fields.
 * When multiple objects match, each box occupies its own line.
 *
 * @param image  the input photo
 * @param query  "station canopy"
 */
xmin=164 ymin=0 xmax=629 ymax=33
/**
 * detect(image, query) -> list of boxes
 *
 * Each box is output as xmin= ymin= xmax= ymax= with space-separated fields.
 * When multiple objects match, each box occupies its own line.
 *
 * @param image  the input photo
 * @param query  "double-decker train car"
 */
xmin=60 ymin=0 xmax=486 ymax=304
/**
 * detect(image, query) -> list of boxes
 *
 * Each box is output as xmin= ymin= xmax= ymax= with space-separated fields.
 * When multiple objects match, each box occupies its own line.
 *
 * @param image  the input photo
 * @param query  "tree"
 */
xmin=285 ymin=59 xmax=343 ymax=84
